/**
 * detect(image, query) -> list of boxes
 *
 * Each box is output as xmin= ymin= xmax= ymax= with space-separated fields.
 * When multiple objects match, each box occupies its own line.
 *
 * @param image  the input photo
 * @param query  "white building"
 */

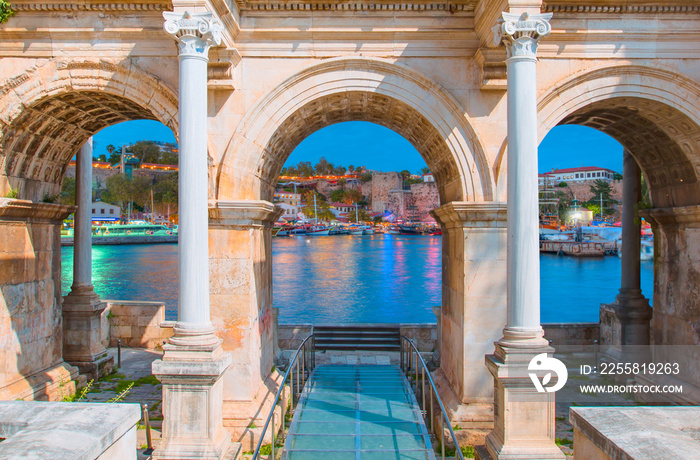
xmin=274 ymin=191 xmax=301 ymax=206
xmin=276 ymin=202 xmax=299 ymax=220
xmin=539 ymin=166 xmax=617 ymax=186
xmin=91 ymin=202 xmax=120 ymax=222
xmin=422 ymin=173 xmax=434 ymax=182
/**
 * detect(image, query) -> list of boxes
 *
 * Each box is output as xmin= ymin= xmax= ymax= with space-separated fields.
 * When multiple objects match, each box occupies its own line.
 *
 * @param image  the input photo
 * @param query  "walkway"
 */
xmin=282 ymin=364 xmax=436 ymax=460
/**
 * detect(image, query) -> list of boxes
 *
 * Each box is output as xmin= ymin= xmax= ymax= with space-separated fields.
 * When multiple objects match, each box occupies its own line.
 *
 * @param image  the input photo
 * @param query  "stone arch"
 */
xmin=536 ymin=64 xmax=700 ymax=208
xmin=216 ymin=56 xmax=493 ymax=204
xmin=0 ymin=58 xmax=179 ymax=201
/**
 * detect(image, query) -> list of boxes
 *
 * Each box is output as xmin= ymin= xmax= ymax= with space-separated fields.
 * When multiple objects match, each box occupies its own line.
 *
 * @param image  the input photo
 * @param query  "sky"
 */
xmin=93 ymin=120 xmax=624 ymax=174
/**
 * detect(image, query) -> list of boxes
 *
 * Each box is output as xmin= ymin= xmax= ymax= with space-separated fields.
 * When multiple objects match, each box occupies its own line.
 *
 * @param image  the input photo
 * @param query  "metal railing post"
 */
xmin=142 ymin=403 xmax=153 ymax=455
xmin=441 ymin=415 xmax=445 ymax=460
xmin=271 ymin=409 xmax=275 ymax=460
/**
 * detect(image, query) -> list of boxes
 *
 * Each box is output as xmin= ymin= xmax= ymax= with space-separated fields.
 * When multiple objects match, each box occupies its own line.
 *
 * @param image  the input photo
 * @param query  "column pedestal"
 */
xmin=600 ymin=293 xmax=652 ymax=366
xmin=152 ymin=336 xmax=232 ymax=460
xmin=62 ymin=286 xmax=113 ymax=380
xmin=480 ymin=332 xmax=564 ymax=460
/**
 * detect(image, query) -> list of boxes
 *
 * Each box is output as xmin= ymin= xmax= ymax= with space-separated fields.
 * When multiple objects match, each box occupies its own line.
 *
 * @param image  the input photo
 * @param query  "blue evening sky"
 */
xmin=93 ymin=120 xmax=623 ymax=174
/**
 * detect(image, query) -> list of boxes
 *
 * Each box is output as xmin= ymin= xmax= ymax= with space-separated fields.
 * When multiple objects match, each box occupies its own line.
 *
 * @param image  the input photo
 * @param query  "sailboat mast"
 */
xmin=151 ymin=189 xmax=155 ymax=223
xmin=314 ymin=193 xmax=317 ymax=223
xmin=356 ymin=202 xmax=358 ymax=223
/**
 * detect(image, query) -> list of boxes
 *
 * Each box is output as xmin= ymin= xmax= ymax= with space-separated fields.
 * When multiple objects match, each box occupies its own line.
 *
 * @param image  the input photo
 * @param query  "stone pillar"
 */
xmin=431 ymin=202 xmax=507 ymax=445
xmin=152 ymin=11 xmax=232 ymax=460
xmin=209 ymin=200 xmax=283 ymax=452
xmin=600 ymin=151 xmax=652 ymax=358
xmin=62 ymin=138 xmax=113 ymax=380
xmin=482 ymin=12 xmax=564 ymax=460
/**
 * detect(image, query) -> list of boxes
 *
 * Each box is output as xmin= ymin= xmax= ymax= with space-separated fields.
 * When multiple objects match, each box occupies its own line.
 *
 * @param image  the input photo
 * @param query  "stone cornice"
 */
xmin=638 ymin=205 xmax=700 ymax=227
xmin=10 ymin=1 xmax=173 ymax=12
xmin=0 ymin=199 xmax=76 ymax=222
xmin=431 ymin=201 xmax=507 ymax=228
xmin=235 ymin=0 xmax=477 ymax=12
xmin=209 ymin=200 xmax=283 ymax=228
xmin=542 ymin=2 xmax=700 ymax=14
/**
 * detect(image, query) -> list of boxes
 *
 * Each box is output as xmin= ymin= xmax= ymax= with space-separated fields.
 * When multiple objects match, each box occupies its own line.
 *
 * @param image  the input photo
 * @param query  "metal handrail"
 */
xmin=253 ymin=334 xmax=315 ymax=460
xmin=400 ymin=336 xmax=464 ymax=460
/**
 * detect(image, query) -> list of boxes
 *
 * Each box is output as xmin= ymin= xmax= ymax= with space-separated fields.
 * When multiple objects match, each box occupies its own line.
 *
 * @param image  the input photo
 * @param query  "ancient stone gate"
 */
xmin=1 ymin=1 xmax=699 ymax=458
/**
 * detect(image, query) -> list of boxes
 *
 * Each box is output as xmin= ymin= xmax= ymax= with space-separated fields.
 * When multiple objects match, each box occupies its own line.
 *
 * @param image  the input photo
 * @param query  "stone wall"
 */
xmin=542 ymin=323 xmax=599 ymax=346
xmin=410 ymin=182 xmax=440 ymax=222
xmin=0 ymin=199 xmax=79 ymax=401
xmin=387 ymin=189 xmax=410 ymax=220
xmin=100 ymin=301 xmax=173 ymax=349
xmin=370 ymin=172 xmax=401 ymax=213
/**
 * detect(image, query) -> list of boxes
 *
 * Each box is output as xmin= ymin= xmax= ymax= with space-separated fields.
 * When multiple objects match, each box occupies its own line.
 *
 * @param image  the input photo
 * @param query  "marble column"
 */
xmin=152 ymin=11 xmax=232 ymax=460
xmin=62 ymin=137 xmax=113 ymax=380
xmin=482 ymin=12 xmax=565 ymax=460
xmin=599 ymin=151 xmax=651 ymax=359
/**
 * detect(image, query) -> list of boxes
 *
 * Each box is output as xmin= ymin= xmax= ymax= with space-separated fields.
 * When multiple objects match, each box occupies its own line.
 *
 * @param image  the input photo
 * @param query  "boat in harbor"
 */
xmin=306 ymin=225 xmax=331 ymax=236
xmin=61 ymin=223 xmax=178 ymax=246
xmin=399 ymin=224 xmax=422 ymax=235
xmin=540 ymin=240 xmax=609 ymax=257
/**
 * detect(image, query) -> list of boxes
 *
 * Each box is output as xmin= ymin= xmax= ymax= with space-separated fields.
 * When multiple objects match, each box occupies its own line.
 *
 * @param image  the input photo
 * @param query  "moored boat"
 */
xmin=306 ymin=226 xmax=330 ymax=236
xmin=61 ymin=223 xmax=178 ymax=246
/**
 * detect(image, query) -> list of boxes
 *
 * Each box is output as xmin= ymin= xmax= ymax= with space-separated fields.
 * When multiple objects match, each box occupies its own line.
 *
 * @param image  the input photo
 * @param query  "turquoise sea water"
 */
xmin=60 ymin=236 xmax=654 ymax=324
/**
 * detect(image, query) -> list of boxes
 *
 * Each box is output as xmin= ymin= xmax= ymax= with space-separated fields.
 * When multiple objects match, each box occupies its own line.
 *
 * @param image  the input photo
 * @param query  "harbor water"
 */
xmin=60 ymin=235 xmax=654 ymax=324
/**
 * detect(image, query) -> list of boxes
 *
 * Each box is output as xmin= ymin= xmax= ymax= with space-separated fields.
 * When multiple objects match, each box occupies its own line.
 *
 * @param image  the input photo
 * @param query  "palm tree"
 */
xmin=420 ymin=167 xmax=430 ymax=175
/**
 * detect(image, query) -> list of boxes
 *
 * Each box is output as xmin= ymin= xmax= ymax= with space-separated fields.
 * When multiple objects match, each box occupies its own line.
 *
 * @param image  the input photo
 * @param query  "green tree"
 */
xmin=60 ymin=176 xmax=76 ymax=206
xmin=127 ymin=141 xmax=161 ymax=164
xmin=97 ymin=154 xmax=107 ymax=162
xmin=360 ymin=172 xmax=372 ymax=183
xmin=342 ymin=189 xmax=362 ymax=205
xmin=107 ymin=151 xmax=122 ymax=166
xmin=419 ymin=167 xmax=430 ymax=175
xmin=613 ymin=172 xmax=623 ymax=181
xmin=589 ymin=179 xmax=617 ymax=216
xmin=0 ymin=1 xmax=15 ymax=23
xmin=373 ymin=215 xmax=384 ymax=224
xmin=154 ymin=172 xmax=178 ymax=213
xmin=330 ymin=189 xmax=346 ymax=203
xmin=315 ymin=157 xmax=330 ymax=175
xmin=348 ymin=165 xmax=355 ymax=173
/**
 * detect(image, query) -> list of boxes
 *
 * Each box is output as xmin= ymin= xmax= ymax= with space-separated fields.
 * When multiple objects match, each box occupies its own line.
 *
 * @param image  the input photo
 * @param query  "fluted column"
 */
xmin=482 ymin=12 xmax=565 ymax=460
xmin=62 ymin=137 xmax=113 ymax=380
xmin=152 ymin=11 xmax=232 ymax=460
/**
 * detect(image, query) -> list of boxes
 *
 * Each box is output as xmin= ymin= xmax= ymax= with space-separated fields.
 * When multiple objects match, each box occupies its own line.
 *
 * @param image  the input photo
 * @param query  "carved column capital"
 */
xmin=163 ymin=11 xmax=223 ymax=59
xmin=492 ymin=12 xmax=552 ymax=59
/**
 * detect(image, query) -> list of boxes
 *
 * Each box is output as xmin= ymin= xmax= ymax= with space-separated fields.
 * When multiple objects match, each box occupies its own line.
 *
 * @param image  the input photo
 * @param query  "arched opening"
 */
xmin=537 ymin=66 xmax=700 ymax=420
xmin=58 ymin=119 xmax=180 ymax=316
xmin=0 ymin=59 xmax=178 ymax=401
xmin=273 ymin=121 xmax=442 ymax=325
xmin=537 ymin=125 xmax=654 ymax=324
xmin=211 ymin=57 xmax=499 ymax=446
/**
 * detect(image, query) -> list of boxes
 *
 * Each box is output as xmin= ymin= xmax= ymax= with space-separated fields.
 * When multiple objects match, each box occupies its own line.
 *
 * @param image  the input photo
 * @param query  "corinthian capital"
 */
xmin=163 ymin=11 xmax=223 ymax=58
xmin=492 ymin=12 xmax=552 ymax=59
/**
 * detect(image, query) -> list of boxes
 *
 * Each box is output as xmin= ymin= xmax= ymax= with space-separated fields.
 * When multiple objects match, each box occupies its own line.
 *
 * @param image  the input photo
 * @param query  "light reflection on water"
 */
xmin=60 ymin=237 xmax=653 ymax=324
